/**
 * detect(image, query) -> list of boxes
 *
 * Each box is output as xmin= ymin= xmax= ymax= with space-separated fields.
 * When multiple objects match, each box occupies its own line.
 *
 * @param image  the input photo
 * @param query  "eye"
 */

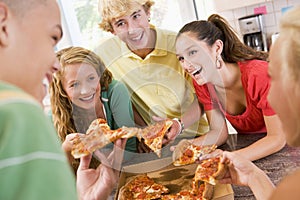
xmin=188 ymin=50 xmax=197 ymax=56
xmin=70 ymin=82 xmax=79 ymax=88
xmin=89 ymin=76 xmax=96 ymax=81
xmin=116 ymin=21 xmax=126 ymax=28
xmin=132 ymin=13 xmax=141 ymax=19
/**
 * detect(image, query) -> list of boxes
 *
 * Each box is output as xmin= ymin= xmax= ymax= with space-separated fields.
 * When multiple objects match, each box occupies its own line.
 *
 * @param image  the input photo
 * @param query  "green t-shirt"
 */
xmin=0 ymin=82 xmax=77 ymax=200
xmin=102 ymin=79 xmax=136 ymax=153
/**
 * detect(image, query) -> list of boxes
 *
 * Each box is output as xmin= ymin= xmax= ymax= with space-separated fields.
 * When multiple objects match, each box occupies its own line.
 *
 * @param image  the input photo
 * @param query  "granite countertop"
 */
xmin=220 ymin=133 xmax=300 ymax=200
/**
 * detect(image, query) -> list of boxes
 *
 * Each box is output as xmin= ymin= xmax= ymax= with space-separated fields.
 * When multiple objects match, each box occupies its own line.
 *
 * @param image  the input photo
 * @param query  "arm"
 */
xmin=234 ymin=115 xmax=286 ymax=161
xmin=76 ymin=138 xmax=126 ymax=200
xmin=181 ymin=95 xmax=202 ymax=129
xmin=220 ymin=151 xmax=275 ymax=200
xmin=164 ymin=97 xmax=202 ymax=142
xmin=191 ymin=109 xmax=228 ymax=146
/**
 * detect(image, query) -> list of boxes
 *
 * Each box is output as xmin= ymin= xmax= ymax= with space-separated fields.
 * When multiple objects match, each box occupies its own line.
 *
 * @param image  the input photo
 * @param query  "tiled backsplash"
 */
xmin=217 ymin=0 xmax=300 ymax=47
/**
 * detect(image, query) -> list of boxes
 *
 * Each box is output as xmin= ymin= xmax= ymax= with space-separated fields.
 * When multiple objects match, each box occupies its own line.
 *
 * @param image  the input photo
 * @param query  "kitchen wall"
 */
xmin=209 ymin=0 xmax=300 ymax=47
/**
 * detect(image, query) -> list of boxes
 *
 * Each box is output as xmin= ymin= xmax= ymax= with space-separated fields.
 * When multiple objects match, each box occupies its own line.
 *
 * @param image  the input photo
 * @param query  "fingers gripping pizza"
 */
xmin=136 ymin=119 xmax=173 ymax=157
xmin=173 ymin=140 xmax=217 ymax=166
xmin=71 ymin=118 xmax=140 ymax=158
xmin=71 ymin=118 xmax=173 ymax=158
xmin=193 ymin=157 xmax=227 ymax=186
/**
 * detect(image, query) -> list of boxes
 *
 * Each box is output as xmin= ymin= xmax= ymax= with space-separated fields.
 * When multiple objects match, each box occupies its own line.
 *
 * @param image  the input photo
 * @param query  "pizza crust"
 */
xmin=71 ymin=118 xmax=173 ymax=158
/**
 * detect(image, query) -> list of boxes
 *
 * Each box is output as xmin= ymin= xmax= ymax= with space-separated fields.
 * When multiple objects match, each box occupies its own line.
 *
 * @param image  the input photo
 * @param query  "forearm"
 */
xmin=235 ymin=134 xmax=286 ymax=161
xmin=248 ymin=168 xmax=275 ymax=200
xmin=191 ymin=129 xmax=228 ymax=146
xmin=181 ymin=97 xmax=202 ymax=128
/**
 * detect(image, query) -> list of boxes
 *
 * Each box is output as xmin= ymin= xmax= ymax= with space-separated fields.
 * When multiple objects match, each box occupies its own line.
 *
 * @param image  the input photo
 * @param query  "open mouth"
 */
xmin=130 ymin=32 xmax=143 ymax=41
xmin=191 ymin=66 xmax=203 ymax=76
xmin=80 ymin=94 xmax=95 ymax=101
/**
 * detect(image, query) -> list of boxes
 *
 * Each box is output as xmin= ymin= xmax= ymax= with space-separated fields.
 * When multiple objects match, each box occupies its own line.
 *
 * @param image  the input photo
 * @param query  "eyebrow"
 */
xmin=130 ymin=9 xmax=141 ymax=17
xmin=114 ymin=9 xmax=142 ymax=26
xmin=175 ymin=45 xmax=198 ymax=57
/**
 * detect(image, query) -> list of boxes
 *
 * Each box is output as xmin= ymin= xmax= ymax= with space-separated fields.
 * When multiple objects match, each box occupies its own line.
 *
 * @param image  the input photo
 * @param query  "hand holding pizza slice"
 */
xmin=193 ymin=156 xmax=228 ymax=186
xmin=71 ymin=118 xmax=173 ymax=158
xmin=71 ymin=118 xmax=140 ymax=159
xmin=136 ymin=119 xmax=173 ymax=157
xmin=173 ymin=139 xmax=217 ymax=166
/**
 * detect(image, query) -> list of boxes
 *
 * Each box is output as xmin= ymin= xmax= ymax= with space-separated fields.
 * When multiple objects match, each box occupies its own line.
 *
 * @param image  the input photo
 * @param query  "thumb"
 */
xmin=78 ymin=154 xmax=92 ymax=171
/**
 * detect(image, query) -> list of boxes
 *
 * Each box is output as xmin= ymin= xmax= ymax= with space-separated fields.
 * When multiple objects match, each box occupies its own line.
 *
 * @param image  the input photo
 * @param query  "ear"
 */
xmin=146 ymin=10 xmax=151 ymax=20
xmin=214 ymin=39 xmax=223 ymax=56
xmin=0 ymin=3 xmax=9 ymax=46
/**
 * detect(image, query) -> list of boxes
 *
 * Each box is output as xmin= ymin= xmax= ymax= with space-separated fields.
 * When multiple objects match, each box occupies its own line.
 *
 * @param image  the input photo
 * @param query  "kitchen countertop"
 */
xmin=219 ymin=133 xmax=300 ymax=200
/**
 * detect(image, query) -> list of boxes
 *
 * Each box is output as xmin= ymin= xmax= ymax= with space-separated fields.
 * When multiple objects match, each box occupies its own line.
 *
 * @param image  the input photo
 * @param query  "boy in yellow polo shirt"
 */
xmin=96 ymin=0 xmax=209 ymax=155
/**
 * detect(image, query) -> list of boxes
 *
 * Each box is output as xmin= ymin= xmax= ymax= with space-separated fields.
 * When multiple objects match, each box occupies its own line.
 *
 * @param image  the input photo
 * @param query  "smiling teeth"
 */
xmin=81 ymin=94 xmax=94 ymax=101
xmin=191 ymin=66 xmax=202 ymax=75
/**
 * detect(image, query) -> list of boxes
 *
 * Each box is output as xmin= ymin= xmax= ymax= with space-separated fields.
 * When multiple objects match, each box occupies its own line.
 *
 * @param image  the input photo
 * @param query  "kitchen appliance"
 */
xmin=238 ymin=14 xmax=268 ymax=52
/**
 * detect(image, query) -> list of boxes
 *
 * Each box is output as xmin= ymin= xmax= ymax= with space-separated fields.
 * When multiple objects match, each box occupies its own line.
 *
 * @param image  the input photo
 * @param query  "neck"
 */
xmin=220 ymin=62 xmax=241 ymax=90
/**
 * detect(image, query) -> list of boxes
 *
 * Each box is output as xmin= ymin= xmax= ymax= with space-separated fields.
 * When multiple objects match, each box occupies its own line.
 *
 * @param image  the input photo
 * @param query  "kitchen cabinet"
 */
xmin=208 ymin=0 xmax=273 ymax=12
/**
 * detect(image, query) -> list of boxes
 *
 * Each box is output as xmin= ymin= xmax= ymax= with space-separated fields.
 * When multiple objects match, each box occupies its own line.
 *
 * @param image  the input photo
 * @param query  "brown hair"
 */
xmin=98 ymin=0 xmax=154 ymax=32
xmin=177 ymin=14 xmax=269 ymax=63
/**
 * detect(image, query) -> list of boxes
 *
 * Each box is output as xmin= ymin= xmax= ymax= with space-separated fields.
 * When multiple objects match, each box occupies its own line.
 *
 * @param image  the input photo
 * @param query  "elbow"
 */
xmin=277 ymin=135 xmax=286 ymax=151
xmin=271 ymin=134 xmax=286 ymax=153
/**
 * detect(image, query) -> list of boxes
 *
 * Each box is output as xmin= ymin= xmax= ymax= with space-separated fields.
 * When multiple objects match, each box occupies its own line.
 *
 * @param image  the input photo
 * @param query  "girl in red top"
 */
xmin=171 ymin=14 xmax=286 ymax=161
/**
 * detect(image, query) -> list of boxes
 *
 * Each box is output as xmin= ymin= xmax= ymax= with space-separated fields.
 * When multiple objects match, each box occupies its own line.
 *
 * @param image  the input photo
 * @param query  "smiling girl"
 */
xmin=49 ymin=46 xmax=137 ymax=172
xmin=173 ymin=14 xmax=286 ymax=161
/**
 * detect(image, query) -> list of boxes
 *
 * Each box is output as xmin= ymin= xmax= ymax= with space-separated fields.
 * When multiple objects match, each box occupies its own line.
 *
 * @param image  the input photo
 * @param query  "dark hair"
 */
xmin=177 ymin=14 xmax=269 ymax=63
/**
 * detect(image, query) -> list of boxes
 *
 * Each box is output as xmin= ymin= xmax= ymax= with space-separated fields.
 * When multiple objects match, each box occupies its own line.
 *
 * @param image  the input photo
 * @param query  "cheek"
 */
xmin=64 ymin=87 xmax=75 ymax=99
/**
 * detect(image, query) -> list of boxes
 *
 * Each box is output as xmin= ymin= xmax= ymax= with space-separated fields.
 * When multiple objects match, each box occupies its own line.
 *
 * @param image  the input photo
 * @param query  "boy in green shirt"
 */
xmin=0 ymin=0 xmax=125 ymax=199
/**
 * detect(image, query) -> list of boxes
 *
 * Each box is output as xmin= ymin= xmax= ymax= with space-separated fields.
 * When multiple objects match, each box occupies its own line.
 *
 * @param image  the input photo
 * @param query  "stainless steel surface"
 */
xmin=238 ymin=14 xmax=268 ymax=52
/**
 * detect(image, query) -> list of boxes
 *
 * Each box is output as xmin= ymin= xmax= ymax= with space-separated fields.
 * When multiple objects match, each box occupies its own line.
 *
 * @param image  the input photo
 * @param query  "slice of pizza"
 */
xmin=193 ymin=157 xmax=227 ymax=185
xmin=173 ymin=140 xmax=217 ymax=166
xmin=191 ymin=180 xmax=214 ymax=200
xmin=136 ymin=119 xmax=173 ymax=157
xmin=71 ymin=118 xmax=173 ymax=158
xmin=71 ymin=118 xmax=140 ymax=158
xmin=118 ymin=174 xmax=169 ymax=200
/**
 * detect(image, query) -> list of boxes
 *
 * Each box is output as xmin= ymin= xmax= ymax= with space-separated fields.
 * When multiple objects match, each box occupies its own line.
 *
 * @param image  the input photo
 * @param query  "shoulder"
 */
xmin=155 ymin=27 xmax=177 ymax=51
xmin=94 ymin=36 xmax=123 ymax=65
xmin=239 ymin=60 xmax=270 ymax=90
xmin=239 ymin=60 xmax=268 ymax=75
xmin=105 ymin=80 xmax=130 ymax=100
xmin=270 ymin=169 xmax=300 ymax=200
xmin=108 ymin=80 xmax=127 ymax=92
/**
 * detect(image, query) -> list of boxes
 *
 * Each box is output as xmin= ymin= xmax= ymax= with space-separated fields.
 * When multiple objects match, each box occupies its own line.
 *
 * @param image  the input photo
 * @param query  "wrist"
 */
xmin=172 ymin=118 xmax=184 ymax=136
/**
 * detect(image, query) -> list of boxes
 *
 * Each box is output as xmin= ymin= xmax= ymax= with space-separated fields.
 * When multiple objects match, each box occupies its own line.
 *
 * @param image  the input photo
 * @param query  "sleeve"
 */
xmin=193 ymin=80 xmax=219 ymax=111
xmin=109 ymin=81 xmax=135 ymax=128
xmin=246 ymin=61 xmax=275 ymax=116
xmin=0 ymin=101 xmax=77 ymax=200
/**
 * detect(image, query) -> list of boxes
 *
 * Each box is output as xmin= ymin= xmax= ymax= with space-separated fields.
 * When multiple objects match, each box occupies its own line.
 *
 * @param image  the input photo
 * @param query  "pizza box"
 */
xmin=115 ymin=157 xmax=234 ymax=200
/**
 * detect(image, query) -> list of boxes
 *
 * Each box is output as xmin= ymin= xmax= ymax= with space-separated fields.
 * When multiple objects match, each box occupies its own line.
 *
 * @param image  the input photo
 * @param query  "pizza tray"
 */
xmin=115 ymin=157 xmax=234 ymax=200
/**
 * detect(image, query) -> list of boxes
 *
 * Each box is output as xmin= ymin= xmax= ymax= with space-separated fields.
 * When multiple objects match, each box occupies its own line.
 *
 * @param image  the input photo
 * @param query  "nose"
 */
xmin=52 ymin=57 xmax=60 ymax=73
xmin=127 ymin=19 xmax=137 ymax=34
xmin=80 ymin=83 xmax=90 ymax=95
xmin=181 ymin=59 xmax=194 ymax=73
